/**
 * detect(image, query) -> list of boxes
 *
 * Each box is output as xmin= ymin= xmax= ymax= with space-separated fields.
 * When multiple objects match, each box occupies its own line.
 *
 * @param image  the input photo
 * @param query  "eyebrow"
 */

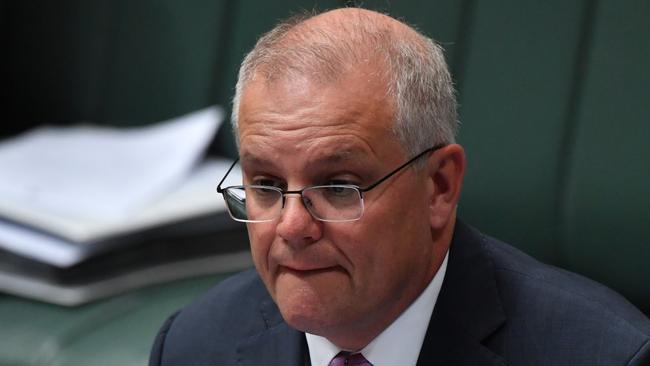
xmin=240 ymin=146 xmax=369 ymax=169
xmin=309 ymin=148 xmax=367 ymax=167
xmin=240 ymin=153 xmax=269 ymax=167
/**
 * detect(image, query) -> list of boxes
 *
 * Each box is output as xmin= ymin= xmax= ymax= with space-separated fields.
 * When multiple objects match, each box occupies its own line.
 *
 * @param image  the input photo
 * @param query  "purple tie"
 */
xmin=328 ymin=351 xmax=373 ymax=366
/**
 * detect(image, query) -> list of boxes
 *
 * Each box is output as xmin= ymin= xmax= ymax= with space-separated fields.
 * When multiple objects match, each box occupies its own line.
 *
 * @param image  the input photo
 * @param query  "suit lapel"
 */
xmin=417 ymin=221 xmax=507 ymax=366
xmin=237 ymin=298 xmax=307 ymax=366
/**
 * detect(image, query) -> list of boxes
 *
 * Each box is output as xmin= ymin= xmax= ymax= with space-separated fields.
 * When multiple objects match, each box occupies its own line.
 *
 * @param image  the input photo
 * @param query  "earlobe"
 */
xmin=427 ymin=144 xmax=466 ymax=230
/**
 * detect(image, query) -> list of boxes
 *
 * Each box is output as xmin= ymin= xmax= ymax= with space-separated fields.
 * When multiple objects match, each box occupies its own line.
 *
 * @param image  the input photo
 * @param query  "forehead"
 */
xmin=237 ymin=71 xmax=402 ymax=166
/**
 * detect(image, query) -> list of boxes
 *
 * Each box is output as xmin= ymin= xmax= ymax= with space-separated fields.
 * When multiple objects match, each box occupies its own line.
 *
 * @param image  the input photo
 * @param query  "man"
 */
xmin=150 ymin=8 xmax=650 ymax=366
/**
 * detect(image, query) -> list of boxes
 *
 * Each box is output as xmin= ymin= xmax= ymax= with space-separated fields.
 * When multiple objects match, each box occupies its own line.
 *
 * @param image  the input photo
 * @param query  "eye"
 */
xmin=325 ymin=185 xmax=354 ymax=196
xmin=322 ymin=179 xmax=359 ymax=198
xmin=251 ymin=177 xmax=284 ymax=188
xmin=327 ymin=179 xmax=359 ymax=187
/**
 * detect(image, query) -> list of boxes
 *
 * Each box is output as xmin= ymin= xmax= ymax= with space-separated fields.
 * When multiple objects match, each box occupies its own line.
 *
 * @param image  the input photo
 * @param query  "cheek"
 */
xmin=353 ymin=187 xmax=432 ymax=273
xmin=247 ymin=224 xmax=275 ymax=274
xmin=325 ymin=220 xmax=383 ymax=283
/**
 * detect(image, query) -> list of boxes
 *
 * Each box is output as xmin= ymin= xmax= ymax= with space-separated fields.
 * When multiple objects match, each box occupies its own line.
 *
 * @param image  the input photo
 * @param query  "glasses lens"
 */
xmin=303 ymin=185 xmax=363 ymax=222
xmin=223 ymin=186 xmax=283 ymax=222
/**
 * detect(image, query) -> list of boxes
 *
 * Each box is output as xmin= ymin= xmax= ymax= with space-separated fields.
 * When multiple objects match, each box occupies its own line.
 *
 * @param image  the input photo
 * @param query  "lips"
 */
xmin=279 ymin=264 xmax=342 ymax=276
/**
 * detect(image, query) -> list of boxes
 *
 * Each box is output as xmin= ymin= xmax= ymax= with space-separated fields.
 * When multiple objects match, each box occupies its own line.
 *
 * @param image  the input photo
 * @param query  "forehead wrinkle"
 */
xmin=303 ymin=143 xmax=372 ymax=167
xmin=240 ymin=128 xmax=382 ymax=173
xmin=241 ymin=99 xmax=377 ymax=132
xmin=243 ymin=116 xmax=385 ymax=147
xmin=301 ymin=130 xmax=381 ymax=161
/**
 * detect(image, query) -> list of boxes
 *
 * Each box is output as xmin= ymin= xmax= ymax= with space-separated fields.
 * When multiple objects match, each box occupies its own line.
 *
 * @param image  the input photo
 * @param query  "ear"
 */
xmin=426 ymin=144 xmax=465 ymax=230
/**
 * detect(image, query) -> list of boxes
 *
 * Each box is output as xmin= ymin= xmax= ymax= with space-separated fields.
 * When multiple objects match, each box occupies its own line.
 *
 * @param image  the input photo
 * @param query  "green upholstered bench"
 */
xmin=2 ymin=1 xmax=648 ymax=365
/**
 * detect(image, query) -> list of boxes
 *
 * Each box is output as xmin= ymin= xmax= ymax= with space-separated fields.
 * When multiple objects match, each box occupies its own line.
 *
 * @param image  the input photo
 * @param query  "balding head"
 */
xmin=239 ymin=8 xmax=415 ymax=83
xmin=232 ymin=8 xmax=458 ymax=157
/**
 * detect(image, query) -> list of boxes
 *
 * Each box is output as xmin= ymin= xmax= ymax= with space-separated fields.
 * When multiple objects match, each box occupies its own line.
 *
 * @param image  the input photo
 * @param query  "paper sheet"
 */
xmin=0 ymin=106 xmax=222 ymax=220
xmin=0 ymin=159 xmax=241 ymax=266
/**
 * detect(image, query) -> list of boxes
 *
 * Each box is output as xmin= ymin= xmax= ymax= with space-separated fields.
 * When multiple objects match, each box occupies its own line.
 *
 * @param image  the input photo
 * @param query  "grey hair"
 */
xmin=231 ymin=9 xmax=458 ymax=157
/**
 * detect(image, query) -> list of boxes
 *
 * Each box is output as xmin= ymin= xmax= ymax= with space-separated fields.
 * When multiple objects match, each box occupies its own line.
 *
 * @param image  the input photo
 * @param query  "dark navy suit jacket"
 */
xmin=150 ymin=221 xmax=650 ymax=365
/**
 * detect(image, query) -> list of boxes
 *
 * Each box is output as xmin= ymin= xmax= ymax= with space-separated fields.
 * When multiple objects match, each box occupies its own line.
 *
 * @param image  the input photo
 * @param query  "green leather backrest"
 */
xmin=561 ymin=0 xmax=650 ymax=311
xmin=4 ymin=0 xmax=228 ymax=128
xmin=454 ymin=0 xmax=588 ymax=263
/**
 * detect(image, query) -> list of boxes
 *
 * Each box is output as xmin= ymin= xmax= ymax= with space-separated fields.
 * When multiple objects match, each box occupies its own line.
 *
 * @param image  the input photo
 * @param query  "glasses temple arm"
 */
xmin=216 ymin=158 xmax=240 ymax=193
xmin=360 ymin=144 xmax=445 ymax=192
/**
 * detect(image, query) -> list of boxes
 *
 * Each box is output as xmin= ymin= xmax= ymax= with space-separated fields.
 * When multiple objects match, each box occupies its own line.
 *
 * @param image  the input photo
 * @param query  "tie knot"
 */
xmin=328 ymin=351 xmax=373 ymax=366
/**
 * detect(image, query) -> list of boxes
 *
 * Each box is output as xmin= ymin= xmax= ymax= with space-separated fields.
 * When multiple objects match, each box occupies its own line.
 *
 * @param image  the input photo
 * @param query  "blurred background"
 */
xmin=2 ymin=0 xmax=649 ymax=365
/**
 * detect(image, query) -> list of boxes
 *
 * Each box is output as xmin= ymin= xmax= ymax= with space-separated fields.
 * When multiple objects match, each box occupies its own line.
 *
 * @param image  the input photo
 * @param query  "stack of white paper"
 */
xmin=0 ymin=106 xmax=242 ymax=267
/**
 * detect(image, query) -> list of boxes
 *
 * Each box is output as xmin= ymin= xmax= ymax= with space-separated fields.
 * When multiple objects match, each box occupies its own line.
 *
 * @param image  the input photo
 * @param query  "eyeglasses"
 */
xmin=216 ymin=144 xmax=445 ymax=223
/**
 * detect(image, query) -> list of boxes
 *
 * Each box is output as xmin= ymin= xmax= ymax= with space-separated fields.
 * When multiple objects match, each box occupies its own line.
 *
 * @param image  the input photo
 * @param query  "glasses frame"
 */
xmin=216 ymin=143 xmax=446 ymax=223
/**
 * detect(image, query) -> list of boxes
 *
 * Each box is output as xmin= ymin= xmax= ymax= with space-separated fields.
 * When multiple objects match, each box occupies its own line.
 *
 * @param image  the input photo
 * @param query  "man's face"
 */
xmin=237 ymin=69 xmax=440 ymax=347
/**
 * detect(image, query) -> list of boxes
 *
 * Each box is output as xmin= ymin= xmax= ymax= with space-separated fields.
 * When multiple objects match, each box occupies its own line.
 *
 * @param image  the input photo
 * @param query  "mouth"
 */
xmin=279 ymin=265 xmax=343 ymax=277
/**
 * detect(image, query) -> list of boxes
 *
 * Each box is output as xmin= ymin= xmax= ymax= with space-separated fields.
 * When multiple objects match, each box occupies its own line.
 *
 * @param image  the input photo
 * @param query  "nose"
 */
xmin=275 ymin=194 xmax=323 ymax=247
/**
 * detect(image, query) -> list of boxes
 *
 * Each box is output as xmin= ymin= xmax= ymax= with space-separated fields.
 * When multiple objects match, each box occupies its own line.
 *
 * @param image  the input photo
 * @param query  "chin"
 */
xmin=278 ymin=297 xmax=333 ymax=333
xmin=270 ymin=268 xmax=353 ymax=332
xmin=274 ymin=281 xmax=339 ymax=333
xmin=280 ymin=298 xmax=369 ymax=351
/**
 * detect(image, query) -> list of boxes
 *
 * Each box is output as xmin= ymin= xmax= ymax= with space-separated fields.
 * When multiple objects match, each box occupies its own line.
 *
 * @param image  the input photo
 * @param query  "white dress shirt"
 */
xmin=306 ymin=252 xmax=449 ymax=366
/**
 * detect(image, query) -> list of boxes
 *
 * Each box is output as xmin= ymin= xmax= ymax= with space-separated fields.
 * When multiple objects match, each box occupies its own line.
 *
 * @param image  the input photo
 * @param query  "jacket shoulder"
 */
xmin=150 ymin=269 xmax=273 ymax=365
xmin=475 ymin=229 xmax=650 ymax=363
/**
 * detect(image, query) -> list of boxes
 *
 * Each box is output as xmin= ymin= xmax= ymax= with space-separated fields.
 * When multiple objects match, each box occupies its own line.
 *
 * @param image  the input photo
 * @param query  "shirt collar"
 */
xmin=306 ymin=252 xmax=449 ymax=366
